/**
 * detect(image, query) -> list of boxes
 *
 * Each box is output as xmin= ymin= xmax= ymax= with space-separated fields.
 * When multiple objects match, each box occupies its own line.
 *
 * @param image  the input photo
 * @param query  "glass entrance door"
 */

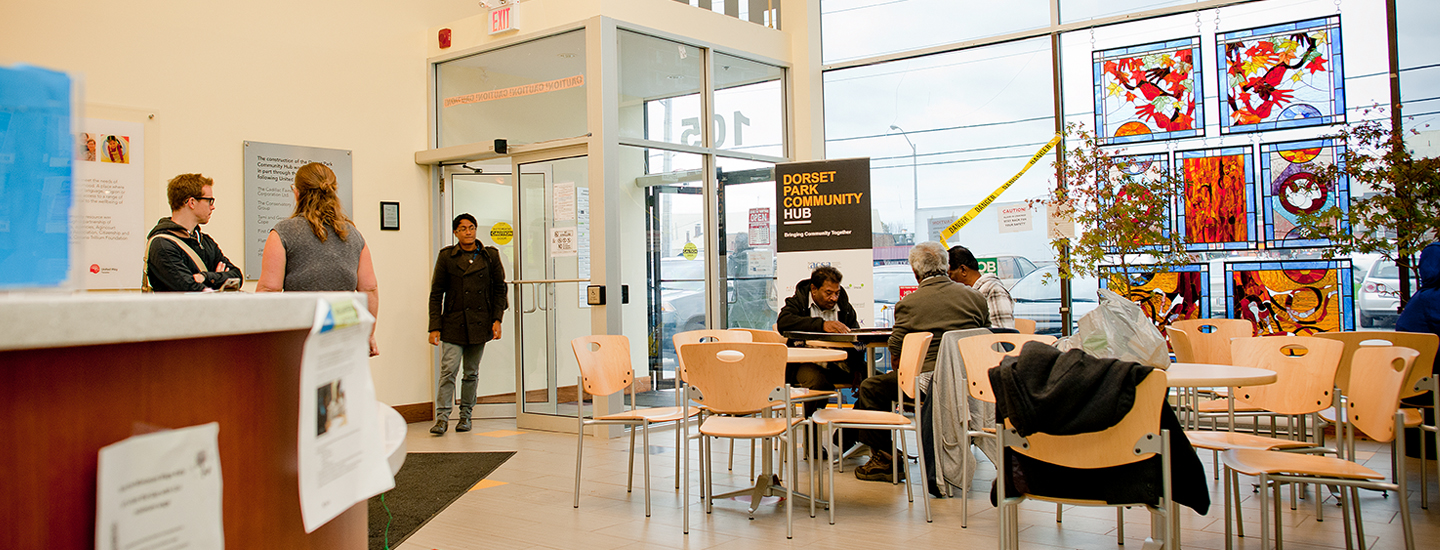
xmin=513 ymin=154 xmax=593 ymax=432
xmin=446 ymin=172 xmax=517 ymax=420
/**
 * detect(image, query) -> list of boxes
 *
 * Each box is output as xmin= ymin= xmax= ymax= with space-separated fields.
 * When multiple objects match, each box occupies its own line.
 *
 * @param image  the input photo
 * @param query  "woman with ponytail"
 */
xmin=258 ymin=162 xmax=380 ymax=356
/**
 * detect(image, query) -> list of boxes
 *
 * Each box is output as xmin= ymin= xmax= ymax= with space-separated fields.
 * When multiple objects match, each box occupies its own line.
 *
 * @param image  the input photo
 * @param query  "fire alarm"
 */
xmin=439 ymin=28 xmax=452 ymax=49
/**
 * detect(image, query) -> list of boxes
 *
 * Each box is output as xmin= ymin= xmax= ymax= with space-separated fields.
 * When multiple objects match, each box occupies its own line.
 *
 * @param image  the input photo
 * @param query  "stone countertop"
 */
xmin=0 ymin=291 xmax=364 ymax=352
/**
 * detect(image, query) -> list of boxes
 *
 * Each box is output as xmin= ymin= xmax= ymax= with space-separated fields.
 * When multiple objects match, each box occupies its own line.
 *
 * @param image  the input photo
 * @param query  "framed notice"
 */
xmin=380 ymin=202 xmax=400 ymax=231
xmin=243 ymin=141 xmax=353 ymax=278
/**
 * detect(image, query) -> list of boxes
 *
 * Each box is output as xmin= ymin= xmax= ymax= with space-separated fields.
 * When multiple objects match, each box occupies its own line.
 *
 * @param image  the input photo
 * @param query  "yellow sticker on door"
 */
xmin=490 ymin=222 xmax=514 ymax=245
xmin=682 ymin=242 xmax=698 ymax=260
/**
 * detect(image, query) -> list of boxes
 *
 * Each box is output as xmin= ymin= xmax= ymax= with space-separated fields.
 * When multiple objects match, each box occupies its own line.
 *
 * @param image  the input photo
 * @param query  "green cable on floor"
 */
xmin=381 ymin=492 xmax=393 ymax=550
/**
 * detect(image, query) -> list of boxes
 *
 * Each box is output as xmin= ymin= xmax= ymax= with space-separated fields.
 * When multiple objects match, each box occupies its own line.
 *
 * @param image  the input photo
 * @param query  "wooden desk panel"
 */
xmin=0 ymin=329 xmax=363 ymax=549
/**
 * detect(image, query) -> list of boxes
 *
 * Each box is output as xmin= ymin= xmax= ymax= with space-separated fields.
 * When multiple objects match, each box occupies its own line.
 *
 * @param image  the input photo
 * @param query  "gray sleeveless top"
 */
xmin=272 ymin=217 xmax=365 ymax=292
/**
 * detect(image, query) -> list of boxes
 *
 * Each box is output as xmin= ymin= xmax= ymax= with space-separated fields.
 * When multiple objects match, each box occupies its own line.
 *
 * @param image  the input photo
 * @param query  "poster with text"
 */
xmin=75 ymin=119 xmax=145 ymax=288
xmin=775 ymin=158 xmax=872 ymax=253
xmin=243 ymin=142 xmax=352 ymax=278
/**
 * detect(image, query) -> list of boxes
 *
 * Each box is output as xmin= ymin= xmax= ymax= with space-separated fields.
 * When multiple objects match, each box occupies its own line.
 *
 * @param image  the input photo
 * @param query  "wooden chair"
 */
xmin=674 ymin=330 xmax=754 ymax=479
xmin=812 ymin=331 xmax=933 ymax=524
xmin=1188 ymin=336 xmax=1344 ymax=540
xmin=996 ymin=369 xmax=1175 ymax=550
xmin=955 ymin=332 xmax=1057 ymax=528
xmin=1168 ymin=318 xmax=1256 ymax=364
xmin=678 ymin=341 xmax=802 ymax=538
xmin=1013 ymin=318 xmax=1037 ymax=334
xmin=571 ymin=335 xmax=700 ymax=517
xmin=1168 ymin=326 xmax=1196 ymax=363
xmin=730 ymin=327 xmax=786 ymax=343
xmin=1315 ymin=331 xmax=1439 ymax=508
xmin=1221 ymin=346 xmax=1419 ymax=550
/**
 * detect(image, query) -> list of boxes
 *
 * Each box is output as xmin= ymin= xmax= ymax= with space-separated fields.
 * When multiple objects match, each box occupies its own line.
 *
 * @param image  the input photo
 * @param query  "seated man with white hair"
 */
xmin=852 ymin=241 xmax=990 ymax=482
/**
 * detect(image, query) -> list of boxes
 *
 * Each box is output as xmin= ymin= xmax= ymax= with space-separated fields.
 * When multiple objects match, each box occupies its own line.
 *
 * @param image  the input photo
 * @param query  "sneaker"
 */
xmin=855 ymin=450 xmax=905 ymax=482
xmin=456 ymin=417 xmax=472 ymax=432
xmin=430 ymin=418 xmax=448 ymax=435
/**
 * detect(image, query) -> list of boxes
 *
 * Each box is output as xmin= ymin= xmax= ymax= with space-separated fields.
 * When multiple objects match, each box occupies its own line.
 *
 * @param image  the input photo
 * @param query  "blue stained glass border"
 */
xmin=1222 ymin=259 xmax=1354 ymax=333
xmin=1093 ymin=37 xmax=1204 ymax=146
xmin=1217 ymin=16 xmax=1344 ymax=135
xmin=1174 ymin=146 xmax=1258 ymax=252
xmin=1258 ymin=137 xmax=1352 ymax=249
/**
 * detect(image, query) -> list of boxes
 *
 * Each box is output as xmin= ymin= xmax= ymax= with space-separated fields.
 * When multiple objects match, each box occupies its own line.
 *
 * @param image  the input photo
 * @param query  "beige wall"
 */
xmin=0 ymin=0 xmax=480 ymax=408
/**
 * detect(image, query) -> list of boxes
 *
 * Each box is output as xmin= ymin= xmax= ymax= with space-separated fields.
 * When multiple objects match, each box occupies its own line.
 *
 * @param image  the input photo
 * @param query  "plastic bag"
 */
xmin=1056 ymin=288 xmax=1170 ymax=369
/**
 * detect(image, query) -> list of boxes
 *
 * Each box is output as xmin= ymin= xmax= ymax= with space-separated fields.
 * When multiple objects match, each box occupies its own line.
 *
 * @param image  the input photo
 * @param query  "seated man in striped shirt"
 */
xmin=947 ymin=245 xmax=1015 ymax=330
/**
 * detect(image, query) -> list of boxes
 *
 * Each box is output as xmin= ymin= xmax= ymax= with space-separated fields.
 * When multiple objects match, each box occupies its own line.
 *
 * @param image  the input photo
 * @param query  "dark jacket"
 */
xmin=990 ymin=342 xmax=1209 ymax=514
xmin=888 ymin=275 xmax=989 ymax=373
xmin=144 ymin=218 xmax=242 ymax=292
xmin=429 ymin=244 xmax=509 ymax=345
xmin=1397 ymin=243 xmax=1440 ymax=337
xmin=776 ymin=278 xmax=858 ymax=333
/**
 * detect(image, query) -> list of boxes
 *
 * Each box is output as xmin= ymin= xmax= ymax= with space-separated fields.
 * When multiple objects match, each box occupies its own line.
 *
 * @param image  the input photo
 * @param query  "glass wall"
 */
xmin=823 ymin=0 xmax=1426 ymax=334
xmin=436 ymin=30 xmax=587 ymax=148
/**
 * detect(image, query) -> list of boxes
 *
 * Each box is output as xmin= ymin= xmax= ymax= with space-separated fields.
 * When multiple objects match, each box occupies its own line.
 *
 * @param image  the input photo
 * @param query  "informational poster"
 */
xmin=996 ymin=202 xmax=1031 ymax=234
xmin=96 ymin=423 xmax=223 ymax=550
xmin=553 ymin=182 xmax=576 ymax=221
xmin=243 ymin=142 xmax=352 ymax=278
xmin=576 ymin=187 xmax=590 ymax=307
xmin=297 ymin=298 xmax=391 ymax=533
xmin=0 ymin=64 xmax=73 ymax=289
xmin=74 ymin=119 xmax=145 ymax=289
xmin=550 ymin=227 xmax=577 ymax=257
xmin=748 ymin=207 xmax=771 ymax=246
xmin=774 ymin=158 xmax=875 ymax=326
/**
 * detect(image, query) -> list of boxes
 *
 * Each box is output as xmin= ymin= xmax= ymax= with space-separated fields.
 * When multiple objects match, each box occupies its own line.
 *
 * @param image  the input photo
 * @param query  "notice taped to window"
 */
xmin=775 ymin=158 xmax=872 ymax=252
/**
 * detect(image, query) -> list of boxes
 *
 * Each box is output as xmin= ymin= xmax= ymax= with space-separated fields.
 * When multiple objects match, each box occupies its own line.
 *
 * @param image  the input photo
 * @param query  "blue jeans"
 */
xmin=437 ymin=341 xmax=486 ymax=419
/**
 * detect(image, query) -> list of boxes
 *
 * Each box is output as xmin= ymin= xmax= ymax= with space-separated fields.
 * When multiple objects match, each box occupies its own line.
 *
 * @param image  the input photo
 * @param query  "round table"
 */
xmin=785 ymin=347 xmax=848 ymax=363
xmin=1165 ymin=363 xmax=1277 ymax=387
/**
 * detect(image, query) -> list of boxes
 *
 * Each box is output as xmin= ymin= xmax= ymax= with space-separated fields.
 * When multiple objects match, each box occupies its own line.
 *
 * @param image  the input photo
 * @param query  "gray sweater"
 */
xmin=272 ymin=217 xmax=365 ymax=291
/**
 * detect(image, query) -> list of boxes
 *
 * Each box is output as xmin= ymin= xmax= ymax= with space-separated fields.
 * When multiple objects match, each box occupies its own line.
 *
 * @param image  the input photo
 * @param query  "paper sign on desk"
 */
xmin=96 ymin=422 xmax=224 ymax=550
xmin=297 ymin=298 xmax=393 ymax=533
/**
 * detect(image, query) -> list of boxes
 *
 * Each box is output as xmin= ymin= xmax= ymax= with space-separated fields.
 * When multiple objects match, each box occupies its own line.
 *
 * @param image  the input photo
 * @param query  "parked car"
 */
xmin=1358 ymin=258 xmax=1420 ymax=328
xmin=1010 ymin=265 xmax=1100 ymax=336
xmin=657 ymin=257 xmax=777 ymax=360
xmin=977 ymin=254 xmax=1039 ymax=289
xmin=871 ymin=264 xmax=916 ymax=328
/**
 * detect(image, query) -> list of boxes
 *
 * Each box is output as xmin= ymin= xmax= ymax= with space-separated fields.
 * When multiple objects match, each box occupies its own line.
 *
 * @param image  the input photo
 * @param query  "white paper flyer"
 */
xmin=96 ymin=422 xmax=224 ymax=550
xmin=297 ymin=297 xmax=393 ymax=533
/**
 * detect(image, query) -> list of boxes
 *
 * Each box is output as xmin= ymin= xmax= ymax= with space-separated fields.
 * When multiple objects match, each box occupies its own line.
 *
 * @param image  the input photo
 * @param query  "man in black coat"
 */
xmin=428 ymin=213 xmax=509 ymax=435
xmin=776 ymin=266 xmax=865 ymax=417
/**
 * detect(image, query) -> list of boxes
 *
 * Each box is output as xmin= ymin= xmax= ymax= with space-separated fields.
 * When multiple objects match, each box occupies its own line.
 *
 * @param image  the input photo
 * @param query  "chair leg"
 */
xmin=899 ymin=429 xmax=913 ymax=503
xmin=682 ymin=415 xmax=689 ymax=535
xmin=1273 ymin=482 xmax=1284 ymax=550
xmin=808 ymin=421 xmax=817 ymax=519
xmin=1222 ymin=467 xmax=1233 ymax=550
xmin=828 ymin=424 xmax=837 ymax=525
xmin=1339 ymin=486 xmax=1353 ymax=550
xmin=1233 ymin=469 xmax=1245 ymax=539
xmin=1260 ymin=474 xmax=1271 ymax=550
xmin=1352 ymin=486 xmax=1366 ymax=550
xmin=912 ymin=429 xmax=932 ymax=523
xmin=1056 ymin=502 xmax=1063 ymax=523
xmin=728 ymin=437 xmax=735 ymax=471
xmin=627 ymin=425 xmax=637 ymax=493
xmin=1115 ymin=507 xmax=1123 ymax=545
xmin=574 ymin=421 xmax=585 ymax=509
xmin=787 ymin=425 xmax=795 ymax=540
xmin=675 ymin=419 xmax=682 ymax=490
xmin=642 ymin=423 xmax=652 ymax=517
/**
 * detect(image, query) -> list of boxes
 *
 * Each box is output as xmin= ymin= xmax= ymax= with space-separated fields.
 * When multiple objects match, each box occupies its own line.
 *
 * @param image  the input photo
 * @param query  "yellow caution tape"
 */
xmin=938 ymin=133 xmax=1063 ymax=247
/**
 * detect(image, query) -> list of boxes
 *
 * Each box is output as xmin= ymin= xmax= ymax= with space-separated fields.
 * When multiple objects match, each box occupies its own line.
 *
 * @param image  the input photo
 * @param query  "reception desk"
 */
xmin=0 ymin=292 xmax=367 ymax=549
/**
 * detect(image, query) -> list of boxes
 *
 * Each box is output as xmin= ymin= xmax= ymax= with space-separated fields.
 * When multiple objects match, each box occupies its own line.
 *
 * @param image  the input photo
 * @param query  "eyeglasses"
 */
xmin=194 ymin=196 xmax=216 ymax=206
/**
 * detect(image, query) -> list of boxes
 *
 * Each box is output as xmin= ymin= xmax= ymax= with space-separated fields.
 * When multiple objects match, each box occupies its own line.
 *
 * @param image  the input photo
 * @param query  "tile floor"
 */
xmin=393 ymin=417 xmax=1439 ymax=550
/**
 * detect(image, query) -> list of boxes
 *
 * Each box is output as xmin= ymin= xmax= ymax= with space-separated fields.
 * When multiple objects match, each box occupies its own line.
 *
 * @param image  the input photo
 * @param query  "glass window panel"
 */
xmin=619 ymin=30 xmax=703 ymax=145
xmin=436 ymin=30 xmax=586 ymax=148
xmin=1399 ymin=0 xmax=1440 ymax=154
xmin=1059 ymin=0 xmax=1192 ymax=23
xmin=714 ymin=53 xmax=785 ymax=156
xmin=821 ymin=0 xmax=1049 ymax=64
xmin=823 ymin=38 xmax=1056 ymax=268
xmin=717 ymin=156 xmax=780 ymax=329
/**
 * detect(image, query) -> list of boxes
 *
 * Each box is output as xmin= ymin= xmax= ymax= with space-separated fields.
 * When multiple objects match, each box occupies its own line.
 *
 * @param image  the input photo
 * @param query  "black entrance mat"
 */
xmin=368 ymin=451 xmax=515 ymax=550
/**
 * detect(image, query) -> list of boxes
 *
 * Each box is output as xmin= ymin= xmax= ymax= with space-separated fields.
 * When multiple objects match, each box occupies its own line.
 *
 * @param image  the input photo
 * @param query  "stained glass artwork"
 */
xmin=1103 ymin=153 xmax=1172 ymax=252
xmin=1259 ymin=138 xmax=1350 ymax=248
xmin=1218 ymin=16 xmax=1344 ymax=134
xmin=1225 ymin=260 xmax=1353 ymax=335
xmin=1099 ymin=263 xmax=1210 ymax=334
xmin=1176 ymin=147 xmax=1256 ymax=251
xmin=1093 ymin=37 xmax=1204 ymax=145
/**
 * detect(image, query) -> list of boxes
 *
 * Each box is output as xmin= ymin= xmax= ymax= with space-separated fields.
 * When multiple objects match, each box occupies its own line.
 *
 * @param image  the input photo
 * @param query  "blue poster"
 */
xmin=0 ymin=65 xmax=73 ymax=288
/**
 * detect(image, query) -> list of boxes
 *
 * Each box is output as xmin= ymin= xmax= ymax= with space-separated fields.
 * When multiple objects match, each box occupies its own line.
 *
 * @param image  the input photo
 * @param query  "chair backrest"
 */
xmin=1315 ymin=331 xmax=1438 ymax=398
xmin=673 ymin=329 xmax=752 ymax=381
xmin=1345 ymin=346 xmax=1419 ymax=443
xmin=571 ymin=335 xmax=633 ymax=398
xmin=957 ymin=333 xmax=1059 ymax=403
xmin=895 ymin=331 xmax=934 ymax=400
xmin=1168 ymin=326 xmax=1197 ymax=363
xmin=1013 ymin=318 xmax=1037 ymax=334
xmin=1231 ymin=336 xmax=1344 ymax=415
xmin=678 ymin=341 xmax=787 ymax=415
xmin=1011 ymin=369 xmax=1168 ymax=469
xmin=730 ymin=327 xmax=786 ymax=343
xmin=1169 ymin=318 xmax=1255 ymax=365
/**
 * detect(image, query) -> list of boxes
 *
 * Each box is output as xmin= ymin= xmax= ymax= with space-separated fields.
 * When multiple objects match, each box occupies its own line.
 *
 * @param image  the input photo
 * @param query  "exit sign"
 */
xmin=490 ymin=5 xmax=517 ymax=35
